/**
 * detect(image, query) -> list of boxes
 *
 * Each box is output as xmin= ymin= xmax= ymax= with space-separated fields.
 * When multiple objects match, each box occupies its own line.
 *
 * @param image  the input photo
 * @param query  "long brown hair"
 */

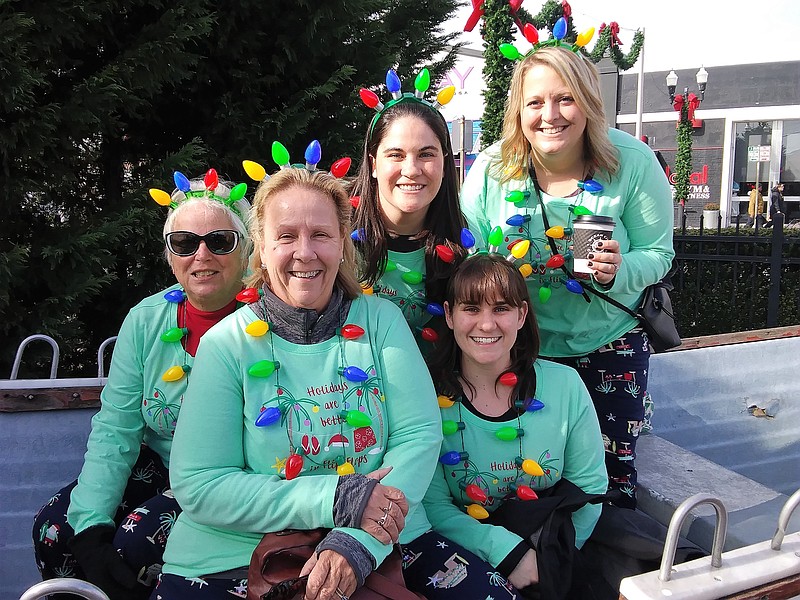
xmin=246 ymin=169 xmax=361 ymax=299
xmin=427 ymin=253 xmax=540 ymax=406
xmin=351 ymin=100 xmax=465 ymax=306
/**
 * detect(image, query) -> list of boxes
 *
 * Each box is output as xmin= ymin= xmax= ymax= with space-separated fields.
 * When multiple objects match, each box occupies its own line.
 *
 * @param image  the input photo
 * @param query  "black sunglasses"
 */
xmin=260 ymin=575 xmax=309 ymax=600
xmin=165 ymin=230 xmax=240 ymax=257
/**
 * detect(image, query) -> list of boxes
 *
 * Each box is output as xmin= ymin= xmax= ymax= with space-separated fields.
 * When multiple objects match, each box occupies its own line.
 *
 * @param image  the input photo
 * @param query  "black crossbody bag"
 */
xmin=531 ymin=169 xmax=681 ymax=353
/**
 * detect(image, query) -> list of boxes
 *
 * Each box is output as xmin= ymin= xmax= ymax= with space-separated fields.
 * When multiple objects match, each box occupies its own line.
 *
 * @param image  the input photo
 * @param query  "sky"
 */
xmin=444 ymin=0 xmax=800 ymax=73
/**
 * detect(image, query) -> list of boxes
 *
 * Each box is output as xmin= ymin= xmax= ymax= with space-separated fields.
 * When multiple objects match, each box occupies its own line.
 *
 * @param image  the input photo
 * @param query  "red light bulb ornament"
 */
xmin=339 ymin=324 xmax=365 ymax=340
xmin=435 ymin=244 xmax=455 ymax=263
xmin=285 ymin=452 xmax=304 ymax=480
xmin=359 ymin=88 xmax=384 ymax=111
xmin=349 ymin=196 xmax=360 ymax=209
xmin=420 ymin=327 xmax=439 ymax=343
xmin=204 ymin=168 xmax=219 ymax=190
xmin=236 ymin=287 xmax=262 ymax=304
xmin=330 ymin=157 xmax=351 ymax=179
xmin=512 ymin=483 xmax=539 ymax=501
xmin=523 ymin=23 xmax=539 ymax=44
xmin=460 ymin=482 xmax=488 ymax=503
xmin=499 ymin=372 xmax=518 ymax=387
xmin=545 ymin=254 xmax=565 ymax=269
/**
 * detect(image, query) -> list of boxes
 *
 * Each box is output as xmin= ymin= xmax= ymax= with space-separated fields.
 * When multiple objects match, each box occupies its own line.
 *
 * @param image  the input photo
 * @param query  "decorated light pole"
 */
xmin=666 ymin=67 xmax=708 ymax=225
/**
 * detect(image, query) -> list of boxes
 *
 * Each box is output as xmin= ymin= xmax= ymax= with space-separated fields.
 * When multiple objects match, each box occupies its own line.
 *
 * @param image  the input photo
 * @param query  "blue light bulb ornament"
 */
xmin=386 ymin=69 xmax=402 ymax=99
xmin=553 ymin=17 xmax=567 ymax=41
xmin=351 ymin=228 xmax=365 ymax=242
xmin=173 ymin=171 xmax=191 ymax=193
xmin=339 ymin=366 xmax=369 ymax=383
xmin=565 ymin=279 xmax=584 ymax=294
xmin=304 ymin=140 xmax=322 ymax=171
xmin=426 ymin=302 xmax=445 ymax=317
xmin=255 ymin=406 xmax=282 ymax=427
xmin=516 ymin=398 xmax=545 ymax=412
xmin=578 ymin=179 xmax=604 ymax=193
xmin=439 ymin=451 xmax=469 ymax=466
xmin=460 ymin=228 xmax=476 ymax=253
xmin=506 ymin=214 xmax=531 ymax=227
xmin=164 ymin=289 xmax=186 ymax=303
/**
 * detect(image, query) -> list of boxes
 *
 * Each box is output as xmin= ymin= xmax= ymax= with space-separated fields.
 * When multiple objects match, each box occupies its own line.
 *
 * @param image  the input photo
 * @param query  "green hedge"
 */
xmin=672 ymin=226 xmax=800 ymax=337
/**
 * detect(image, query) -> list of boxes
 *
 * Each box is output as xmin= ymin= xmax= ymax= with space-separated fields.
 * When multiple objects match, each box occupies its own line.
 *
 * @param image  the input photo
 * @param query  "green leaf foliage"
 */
xmin=0 ymin=0 xmax=459 ymax=377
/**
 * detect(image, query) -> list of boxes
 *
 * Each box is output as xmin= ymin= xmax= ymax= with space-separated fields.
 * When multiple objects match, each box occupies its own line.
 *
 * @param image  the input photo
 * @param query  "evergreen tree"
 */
xmin=0 ymin=0 xmax=459 ymax=378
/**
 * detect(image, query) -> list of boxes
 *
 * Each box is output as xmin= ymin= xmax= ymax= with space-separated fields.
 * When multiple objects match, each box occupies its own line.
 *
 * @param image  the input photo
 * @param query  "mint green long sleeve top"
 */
xmin=461 ymin=128 xmax=675 ymax=357
xmin=68 ymin=285 xmax=189 ymax=534
xmin=422 ymin=360 xmax=608 ymax=568
xmin=162 ymin=293 xmax=442 ymax=578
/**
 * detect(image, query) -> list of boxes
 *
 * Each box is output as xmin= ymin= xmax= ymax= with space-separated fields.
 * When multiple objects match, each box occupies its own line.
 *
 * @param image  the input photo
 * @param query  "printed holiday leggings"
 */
xmin=32 ymin=444 xmax=180 ymax=599
xmin=547 ymin=327 xmax=652 ymax=509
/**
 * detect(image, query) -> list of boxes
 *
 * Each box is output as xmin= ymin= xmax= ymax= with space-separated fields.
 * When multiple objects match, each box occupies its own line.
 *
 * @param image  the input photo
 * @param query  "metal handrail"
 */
xmin=19 ymin=578 xmax=110 ymax=600
xmin=10 ymin=335 xmax=59 ymax=379
xmin=97 ymin=336 xmax=117 ymax=378
xmin=659 ymin=493 xmax=728 ymax=582
xmin=771 ymin=488 xmax=800 ymax=551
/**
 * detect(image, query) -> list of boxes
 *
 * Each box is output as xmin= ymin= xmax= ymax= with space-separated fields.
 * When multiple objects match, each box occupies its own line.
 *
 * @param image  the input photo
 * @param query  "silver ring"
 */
xmin=336 ymin=587 xmax=349 ymax=600
xmin=377 ymin=513 xmax=388 ymax=527
xmin=383 ymin=501 xmax=393 ymax=514
xmin=613 ymin=262 xmax=620 ymax=273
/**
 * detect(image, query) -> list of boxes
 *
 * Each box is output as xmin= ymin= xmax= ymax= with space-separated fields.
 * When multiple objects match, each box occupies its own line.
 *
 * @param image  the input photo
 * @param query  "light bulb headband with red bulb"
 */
xmin=242 ymin=139 xmax=352 ymax=184
xmin=148 ymin=168 xmax=249 ymax=218
xmin=360 ymin=68 xmax=456 ymax=140
xmin=498 ymin=18 xmax=596 ymax=62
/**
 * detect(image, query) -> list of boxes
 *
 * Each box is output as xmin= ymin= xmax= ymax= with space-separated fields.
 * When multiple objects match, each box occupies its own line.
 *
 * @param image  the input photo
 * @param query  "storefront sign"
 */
xmin=665 ymin=164 xmax=711 ymax=200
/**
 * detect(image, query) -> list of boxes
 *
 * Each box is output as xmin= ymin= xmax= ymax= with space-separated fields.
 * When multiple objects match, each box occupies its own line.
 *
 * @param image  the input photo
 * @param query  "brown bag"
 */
xmin=246 ymin=528 xmax=423 ymax=600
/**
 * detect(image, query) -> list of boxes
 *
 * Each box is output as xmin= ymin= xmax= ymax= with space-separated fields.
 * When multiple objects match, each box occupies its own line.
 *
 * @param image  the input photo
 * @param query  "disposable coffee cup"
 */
xmin=572 ymin=215 xmax=616 ymax=274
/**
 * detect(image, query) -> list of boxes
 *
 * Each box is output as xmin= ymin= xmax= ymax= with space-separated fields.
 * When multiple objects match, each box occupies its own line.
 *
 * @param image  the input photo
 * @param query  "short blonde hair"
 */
xmin=246 ymin=169 xmax=361 ymax=299
xmin=495 ymin=46 xmax=619 ymax=183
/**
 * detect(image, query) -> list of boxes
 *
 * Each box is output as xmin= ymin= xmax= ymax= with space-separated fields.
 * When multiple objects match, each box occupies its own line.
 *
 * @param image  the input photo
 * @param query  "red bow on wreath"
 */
xmin=561 ymin=0 xmax=572 ymax=19
xmin=464 ymin=0 xmax=485 ymax=32
xmin=687 ymin=93 xmax=701 ymax=123
xmin=600 ymin=22 xmax=623 ymax=47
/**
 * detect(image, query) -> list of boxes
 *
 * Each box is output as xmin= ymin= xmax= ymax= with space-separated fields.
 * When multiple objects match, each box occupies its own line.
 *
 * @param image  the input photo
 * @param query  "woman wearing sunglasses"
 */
xmin=32 ymin=171 xmax=251 ymax=600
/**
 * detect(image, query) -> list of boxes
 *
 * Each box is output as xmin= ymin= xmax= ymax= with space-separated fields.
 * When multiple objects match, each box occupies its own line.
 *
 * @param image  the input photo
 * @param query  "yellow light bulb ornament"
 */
xmin=516 ymin=457 xmax=545 ymax=477
xmin=467 ymin=504 xmax=489 ymax=520
xmin=162 ymin=365 xmax=188 ymax=382
xmin=438 ymin=395 xmax=455 ymax=408
xmin=545 ymin=226 xmax=565 ymax=239
xmin=149 ymin=189 xmax=172 ymax=206
xmin=242 ymin=160 xmax=267 ymax=182
xmin=337 ymin=462 xmax=356 ymax=476
xmin=361 ymin=284 xmax=374 ymax=295
xmin=519 ymin=263 xmax=533 ymax=278
xmin=508 ymin=239 xmax=530 ymax=261
xmin=245 ymin=320 xmax=270 ymax=337
xmin=435 ymin=85 xmax=456 ymax=107
xmin=575 ymin=27 xmax=595 ymax=48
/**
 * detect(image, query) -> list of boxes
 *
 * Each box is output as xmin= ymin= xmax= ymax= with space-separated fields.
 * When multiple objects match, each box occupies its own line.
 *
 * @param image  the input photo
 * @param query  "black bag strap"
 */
xmin=528 ymin=163 xmax=675 ymax=323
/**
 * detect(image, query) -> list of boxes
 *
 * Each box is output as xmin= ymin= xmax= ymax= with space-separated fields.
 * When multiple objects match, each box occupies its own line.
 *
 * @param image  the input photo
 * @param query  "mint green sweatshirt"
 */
xmin=68 ymin=285 xmax=188 ymax=534
xmin=461 ymin=128 xmax=675 ymax=357
xmin=422 ymin=360 xmax=608 ymax=568
xmin=162 ymin=293 xmax=442 ymax=577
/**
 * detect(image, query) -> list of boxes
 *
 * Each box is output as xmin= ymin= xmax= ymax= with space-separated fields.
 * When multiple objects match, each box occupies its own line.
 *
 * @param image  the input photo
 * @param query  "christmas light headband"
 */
xmin=498 ymin=17 xmax=595 ymax=61
xmin=360 ymin=68 xmax=456 ymax=139
xmin=149 ymin=168 xmax=249 ymax=218
xmin=242 ymin=140 xmax=352 ymax=183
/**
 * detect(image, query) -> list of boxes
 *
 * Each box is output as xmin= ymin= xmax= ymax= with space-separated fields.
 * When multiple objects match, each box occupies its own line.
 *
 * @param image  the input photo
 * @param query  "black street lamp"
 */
xmin=666 ymin=67 xmax=709 ymax=225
